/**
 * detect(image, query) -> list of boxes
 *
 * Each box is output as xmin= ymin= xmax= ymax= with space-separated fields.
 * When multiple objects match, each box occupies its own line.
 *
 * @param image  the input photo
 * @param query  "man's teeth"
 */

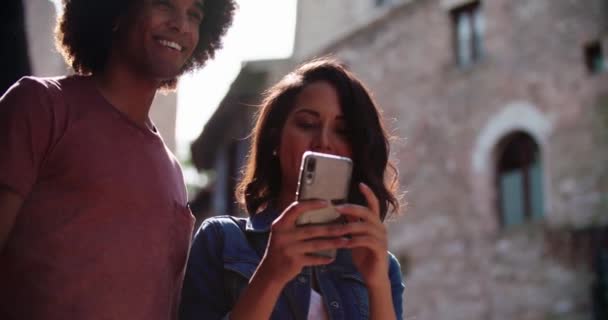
xmin=158 ymin=39 xmax=182 ymax=51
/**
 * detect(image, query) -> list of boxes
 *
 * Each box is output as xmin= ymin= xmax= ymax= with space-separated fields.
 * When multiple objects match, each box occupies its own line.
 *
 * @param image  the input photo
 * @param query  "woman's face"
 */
xmin=277 ymin=80 xmax=353 ymax=194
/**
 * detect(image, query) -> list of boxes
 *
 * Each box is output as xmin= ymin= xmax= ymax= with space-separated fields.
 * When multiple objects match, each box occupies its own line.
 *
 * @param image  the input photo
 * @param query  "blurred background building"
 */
xmin=190 ymin=1 xmax=608 ymax=319
xmin=3 ymin=0 xmax=608 ymax=319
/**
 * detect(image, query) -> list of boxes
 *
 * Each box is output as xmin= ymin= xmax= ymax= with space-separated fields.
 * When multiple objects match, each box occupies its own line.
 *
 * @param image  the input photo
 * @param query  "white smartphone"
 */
xmin=295 ymin=151 xmax=353 ymax=258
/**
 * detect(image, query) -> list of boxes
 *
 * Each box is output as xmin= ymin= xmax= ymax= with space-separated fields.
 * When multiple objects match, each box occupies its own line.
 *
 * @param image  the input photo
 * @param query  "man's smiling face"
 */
xmin=115 ymin=0 xmax=204 ymax=81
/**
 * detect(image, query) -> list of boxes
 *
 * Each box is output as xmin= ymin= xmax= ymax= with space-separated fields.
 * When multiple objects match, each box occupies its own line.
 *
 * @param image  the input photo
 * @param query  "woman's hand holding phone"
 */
xmin=295 ymin=151 xmax=352 ymax=257
xmin=256 ymin=200 xmax=351 ymax=286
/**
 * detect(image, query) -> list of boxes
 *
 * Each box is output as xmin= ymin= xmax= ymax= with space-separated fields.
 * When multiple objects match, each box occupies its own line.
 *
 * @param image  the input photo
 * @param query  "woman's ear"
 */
xmin=268 ymin=128 xmax=280 ymax=151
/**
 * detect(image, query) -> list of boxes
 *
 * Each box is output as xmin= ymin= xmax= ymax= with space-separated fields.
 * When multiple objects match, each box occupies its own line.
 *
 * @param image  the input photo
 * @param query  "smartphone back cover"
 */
xmin=296 ymin=152 xmax=352 ymax=225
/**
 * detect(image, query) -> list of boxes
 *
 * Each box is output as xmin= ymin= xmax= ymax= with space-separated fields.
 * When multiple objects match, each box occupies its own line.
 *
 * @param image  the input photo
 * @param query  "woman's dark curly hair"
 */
xmin=55 ymin=0 xmax=236 ymax=89
xmin=236 ymin=57 xmax=401 ymax=221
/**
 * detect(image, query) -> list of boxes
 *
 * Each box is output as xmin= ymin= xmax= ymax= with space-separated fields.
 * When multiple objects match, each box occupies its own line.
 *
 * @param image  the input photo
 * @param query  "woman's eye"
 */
xmin=296 ymin=121 xmax=317 ymax=129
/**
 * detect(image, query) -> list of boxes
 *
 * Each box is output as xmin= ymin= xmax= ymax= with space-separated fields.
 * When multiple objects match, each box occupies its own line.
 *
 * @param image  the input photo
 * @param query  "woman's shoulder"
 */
xmin=387 ymin=251 xmax=399 ymax=263
xmin=200 ymin=215 xmax=248 ymax=231
xmin=196 ymin=215 xmax=261 ymax=265
xmin=387 ymin=251 xmax=405 ymax=279
xmin=195 ymin=215 xmax=251 ymax=246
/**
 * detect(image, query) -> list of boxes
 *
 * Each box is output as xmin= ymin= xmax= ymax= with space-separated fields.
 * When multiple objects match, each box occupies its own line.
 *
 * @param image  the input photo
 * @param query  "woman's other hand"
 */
xmin=336 ymin=183 xmax=390 ymax=288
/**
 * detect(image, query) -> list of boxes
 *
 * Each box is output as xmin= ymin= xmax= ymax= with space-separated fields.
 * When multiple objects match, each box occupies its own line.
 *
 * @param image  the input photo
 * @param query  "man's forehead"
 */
xmin=144 ymin=0 xmax=204 ymax=8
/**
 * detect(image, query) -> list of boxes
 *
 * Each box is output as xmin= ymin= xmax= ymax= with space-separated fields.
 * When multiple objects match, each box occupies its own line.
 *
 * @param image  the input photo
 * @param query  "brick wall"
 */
xmin=324 ymin=0 xmax=608 ymax=318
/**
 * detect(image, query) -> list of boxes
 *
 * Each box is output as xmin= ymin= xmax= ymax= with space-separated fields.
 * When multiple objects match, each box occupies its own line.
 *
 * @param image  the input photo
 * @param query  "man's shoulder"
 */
xmin=2 ymin=75 xmax=85 ymax=101
xmin=1 ymin=77 xmax=51 ymax=113
xmin=2 ymin=76 xmax=46 ymax=100
xmin=10 ymin=75 xmax=70 ymax=90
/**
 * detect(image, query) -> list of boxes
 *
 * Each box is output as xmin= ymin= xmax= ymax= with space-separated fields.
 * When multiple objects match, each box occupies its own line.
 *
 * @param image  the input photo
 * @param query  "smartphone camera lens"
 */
xmin=306 ymin=172 xmax=314 ymax=182
xmin=306 ymin=158 xmax=316 ymax=173
xmin=305 ymin=158 xmax=316 ymax=184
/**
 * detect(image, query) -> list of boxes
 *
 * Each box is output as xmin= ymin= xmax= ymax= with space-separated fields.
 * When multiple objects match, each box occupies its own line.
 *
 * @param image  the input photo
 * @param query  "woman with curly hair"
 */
xmin=0 ymin=1 xmax=236 ymax=319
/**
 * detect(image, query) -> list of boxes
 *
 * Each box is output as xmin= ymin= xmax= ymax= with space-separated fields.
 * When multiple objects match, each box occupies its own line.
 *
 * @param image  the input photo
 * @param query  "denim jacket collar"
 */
xmin=181 ymin=214 xmax=405 ymax=320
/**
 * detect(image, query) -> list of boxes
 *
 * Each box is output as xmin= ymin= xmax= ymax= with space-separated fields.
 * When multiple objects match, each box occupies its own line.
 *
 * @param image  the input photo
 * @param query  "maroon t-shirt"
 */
xmin=0 ymin=76 xmax=195 ymax=319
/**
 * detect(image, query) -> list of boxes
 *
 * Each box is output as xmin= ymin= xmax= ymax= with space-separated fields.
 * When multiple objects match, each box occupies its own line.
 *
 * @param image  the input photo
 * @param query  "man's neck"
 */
xmin=94 ymin=63 xmax=160 ymax=127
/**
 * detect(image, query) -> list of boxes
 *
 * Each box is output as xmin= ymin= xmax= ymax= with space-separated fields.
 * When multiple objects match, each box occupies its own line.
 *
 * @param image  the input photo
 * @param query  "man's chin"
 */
xmin=149 ymin=64 xmax=189 ymax=90
xmin=158 ymin=77 xmax=179 ymax=91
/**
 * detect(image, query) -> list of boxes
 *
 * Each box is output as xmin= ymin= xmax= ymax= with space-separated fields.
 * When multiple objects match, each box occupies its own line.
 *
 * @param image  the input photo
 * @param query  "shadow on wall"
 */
xmin=542 ymin=227 xmax=608 ymax=320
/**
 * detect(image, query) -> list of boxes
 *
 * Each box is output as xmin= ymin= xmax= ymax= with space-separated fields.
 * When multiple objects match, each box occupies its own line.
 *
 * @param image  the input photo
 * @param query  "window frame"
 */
xmin=584 ymin=41 xmax=605 ymax=75
xmin=450 ymin=1 xmax=484 ymax=68
xmin=495 ymin=132 xmax=544 ymax=228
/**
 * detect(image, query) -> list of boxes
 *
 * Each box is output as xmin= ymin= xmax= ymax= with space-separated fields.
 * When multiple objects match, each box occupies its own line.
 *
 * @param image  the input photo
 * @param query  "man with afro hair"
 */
xmin=0 ymin=0 xmax=236 ymax=319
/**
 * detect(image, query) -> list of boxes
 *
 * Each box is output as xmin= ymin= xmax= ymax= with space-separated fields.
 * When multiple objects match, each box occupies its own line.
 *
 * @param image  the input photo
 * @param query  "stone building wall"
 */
xmin=323 ymin=0 xmax=608 ymax=319
xmin=293 ymin=0 xmax=411 ymax=59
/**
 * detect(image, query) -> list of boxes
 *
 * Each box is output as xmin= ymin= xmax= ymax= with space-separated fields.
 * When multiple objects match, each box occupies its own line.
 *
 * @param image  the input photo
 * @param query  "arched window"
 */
xmin=495 ymin=132 xmax=544 ymax=227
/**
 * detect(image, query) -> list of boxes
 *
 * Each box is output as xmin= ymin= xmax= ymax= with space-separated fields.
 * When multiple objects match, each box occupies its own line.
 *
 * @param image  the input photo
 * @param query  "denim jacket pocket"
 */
xmin=222 ymin=260 xmax=258 ymax=306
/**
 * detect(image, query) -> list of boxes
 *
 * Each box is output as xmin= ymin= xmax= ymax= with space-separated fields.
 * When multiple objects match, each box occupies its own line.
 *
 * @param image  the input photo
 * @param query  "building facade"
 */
xmin=321 ymin=0 xmax=607 ymax=319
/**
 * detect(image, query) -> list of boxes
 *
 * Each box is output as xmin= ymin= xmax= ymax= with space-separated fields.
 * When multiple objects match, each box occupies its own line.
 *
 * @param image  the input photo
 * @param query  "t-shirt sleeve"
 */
xmin=0 ymin=77 xmax=55 ymax=197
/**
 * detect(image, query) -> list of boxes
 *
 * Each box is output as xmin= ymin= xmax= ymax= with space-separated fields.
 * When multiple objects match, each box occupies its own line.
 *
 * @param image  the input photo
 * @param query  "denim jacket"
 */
xmin=179 ymin=209 xmax=405 ymax=320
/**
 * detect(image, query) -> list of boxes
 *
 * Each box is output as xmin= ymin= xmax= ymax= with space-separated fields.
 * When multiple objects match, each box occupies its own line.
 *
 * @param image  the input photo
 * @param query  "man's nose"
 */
xmin=168 ymin=10 xmax=188 ymax=33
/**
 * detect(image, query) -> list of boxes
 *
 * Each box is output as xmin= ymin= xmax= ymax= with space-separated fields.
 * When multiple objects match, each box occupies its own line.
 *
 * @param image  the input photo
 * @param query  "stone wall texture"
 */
xmin=322 ymin=0 xmax=608 ymax=319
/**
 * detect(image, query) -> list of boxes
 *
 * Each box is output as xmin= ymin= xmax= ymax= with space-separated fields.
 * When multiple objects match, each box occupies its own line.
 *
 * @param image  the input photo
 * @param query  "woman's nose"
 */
xmin=312 ymin=128 xmax=333 ymax=152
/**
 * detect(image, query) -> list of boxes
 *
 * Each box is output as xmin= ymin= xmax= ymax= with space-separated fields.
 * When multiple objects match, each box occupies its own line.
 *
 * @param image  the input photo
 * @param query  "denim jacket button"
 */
xmin=330 ymin=301 xmax=340 ymax=309
xmin=298 ymin=276 xmax=306 ymax=283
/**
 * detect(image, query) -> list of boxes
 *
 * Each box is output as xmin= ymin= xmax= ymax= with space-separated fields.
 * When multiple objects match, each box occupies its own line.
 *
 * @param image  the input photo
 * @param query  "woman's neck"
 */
xmin=276 ymin=187 xmax=297 ymax=212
